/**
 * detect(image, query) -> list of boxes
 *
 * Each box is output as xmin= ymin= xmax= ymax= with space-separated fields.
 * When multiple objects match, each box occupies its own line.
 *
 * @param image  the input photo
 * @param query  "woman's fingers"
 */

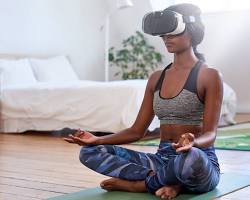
xmin=155 ymin=187 xmax=164 ymax=196
xmin=178 ymin=135 xmax=186 ymax=146
xmin=74 ymin=129 xmax=85 ymax=137
xmin=187 ymin=132 xmax=194 ymax=141
xmin=172 ymin=134 xmax=185 ymax=149
xmin=63 ymin=129 xmax=96 ymax=146
xmin=183 ymin=137 xmax=190 ymax=146
xmin=155 ymin=188 xmax=171 ymax=199
xmin=63 ymin=134 xmax=86 ymax=145
xmin=63 ymin=138 xmax=75 ymax=143
xmin=171 ymin=142 xmax=178 ymax=148
xmin=172 ymin=133 xmax=194 ymax=152
xmin=71 ymin=136 xmax=88 ymax=145
xmin=176 ymin=145 xmax=191 ymax=152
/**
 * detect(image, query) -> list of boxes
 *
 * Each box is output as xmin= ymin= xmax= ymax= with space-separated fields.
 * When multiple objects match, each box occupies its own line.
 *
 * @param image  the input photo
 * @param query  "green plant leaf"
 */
xmin=109 ymin=31 xmax=164 ymax=79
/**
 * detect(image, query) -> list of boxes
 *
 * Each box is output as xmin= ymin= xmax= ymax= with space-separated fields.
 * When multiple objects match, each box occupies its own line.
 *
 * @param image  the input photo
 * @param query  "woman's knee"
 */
xmin=174 ymin=147 xmax=205 ymax=180
xmin=79 ymin=146 xmax=90 ymax=165
xmin=79 ymin=145 xmax=100 ymax=165
xmin=174 ymin=148 xmax=220 ymax=192
xmin=79 ymin=145 xmax=112 ymax=165
xmin=175 ymin=147 xmax=202 ymax=164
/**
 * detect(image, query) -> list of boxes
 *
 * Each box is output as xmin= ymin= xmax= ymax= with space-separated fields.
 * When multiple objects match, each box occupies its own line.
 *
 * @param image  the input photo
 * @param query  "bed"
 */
xmin=0 ymin=55 xmax=237 ymax=133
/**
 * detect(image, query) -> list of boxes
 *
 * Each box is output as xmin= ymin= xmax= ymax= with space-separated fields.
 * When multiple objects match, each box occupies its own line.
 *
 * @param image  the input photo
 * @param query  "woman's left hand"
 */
xmin=172 ymin=133 xmax=195 ymax=153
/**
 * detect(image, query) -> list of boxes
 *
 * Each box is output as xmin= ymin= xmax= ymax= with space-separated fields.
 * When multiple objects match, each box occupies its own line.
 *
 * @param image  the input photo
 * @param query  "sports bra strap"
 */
xmin=154 ymin=60 xmax=203 ymax=93
xmin=154 ymin=63 xmax=172 ymax=92
xmin=183 ymin=60 xmax=203 ymax=93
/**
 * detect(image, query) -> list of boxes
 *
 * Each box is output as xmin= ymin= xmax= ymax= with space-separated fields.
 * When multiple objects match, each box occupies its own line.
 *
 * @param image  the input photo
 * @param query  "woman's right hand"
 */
xmin=172 ymin=132 xmax=195 ymax=153
xmin=63 ymin=129 xmax=99 ymax=145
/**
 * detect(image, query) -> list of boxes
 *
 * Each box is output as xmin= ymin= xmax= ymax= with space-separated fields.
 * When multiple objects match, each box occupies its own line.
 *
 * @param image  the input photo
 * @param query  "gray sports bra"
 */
xmin=153 ymin=60 xmax=204 ymax=125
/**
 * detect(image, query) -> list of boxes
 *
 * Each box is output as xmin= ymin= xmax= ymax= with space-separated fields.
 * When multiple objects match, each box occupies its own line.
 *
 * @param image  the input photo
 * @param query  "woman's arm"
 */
xmin=194 ymin=67 xmax=223 ymax=148
xmin=64 ymin=71 xmax=161 ymax=146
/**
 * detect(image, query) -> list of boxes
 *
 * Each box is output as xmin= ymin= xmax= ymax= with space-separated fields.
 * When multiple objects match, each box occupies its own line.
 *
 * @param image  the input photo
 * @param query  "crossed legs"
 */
xmin=79 ymin=144 xmax=219 ymax=199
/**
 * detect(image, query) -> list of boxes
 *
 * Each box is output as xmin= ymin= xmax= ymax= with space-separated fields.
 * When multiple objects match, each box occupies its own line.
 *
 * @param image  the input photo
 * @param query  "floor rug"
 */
xmin=46 ymin=173 xmax=250 ymax=200
xmin=132 ymin=127 xmax=250 ymax=151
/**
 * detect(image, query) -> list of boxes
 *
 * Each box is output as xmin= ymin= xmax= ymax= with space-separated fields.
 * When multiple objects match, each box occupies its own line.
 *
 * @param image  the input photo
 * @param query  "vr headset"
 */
xmin=142 ymin=10 xmax=196 ymax=36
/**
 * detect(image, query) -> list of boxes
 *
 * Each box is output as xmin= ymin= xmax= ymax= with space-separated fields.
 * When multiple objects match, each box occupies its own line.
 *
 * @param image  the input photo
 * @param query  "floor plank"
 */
xmin=218 ymin=186 xmax=250 ymax=200
xmin=0 ymin=177 xmax=83 ymax=193
xmin=0 ymin=193 xmax=40 ymax=200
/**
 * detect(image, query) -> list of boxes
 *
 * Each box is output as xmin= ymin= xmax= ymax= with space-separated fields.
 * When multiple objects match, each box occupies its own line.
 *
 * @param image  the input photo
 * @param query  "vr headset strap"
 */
xmin=183 ymin=15 xmax=200 ymax=23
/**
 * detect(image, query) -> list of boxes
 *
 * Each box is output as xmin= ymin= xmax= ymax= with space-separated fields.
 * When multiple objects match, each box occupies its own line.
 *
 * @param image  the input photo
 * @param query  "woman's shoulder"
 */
xmin=200 ymin=62 xmax=221 ymax=76
xmin=199 ymin=63 xmax=223 ymax=85
xmin=202 ymin=62 xmax=221 ymax=73
xmin=149 ymin=70 xmax=162 ymax=80
xmin=147 ymin=70 xmax=163 ymax=92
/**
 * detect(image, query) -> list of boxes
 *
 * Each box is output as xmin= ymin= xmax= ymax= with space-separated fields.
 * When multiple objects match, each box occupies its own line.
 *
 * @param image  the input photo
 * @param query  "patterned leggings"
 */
xmin=79 ymin=141 xmax=220 ymax=194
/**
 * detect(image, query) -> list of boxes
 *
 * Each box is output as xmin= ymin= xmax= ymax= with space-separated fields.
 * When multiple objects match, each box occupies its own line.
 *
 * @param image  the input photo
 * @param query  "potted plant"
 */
xmin=109 ymin=31 xmax=164 ymax=80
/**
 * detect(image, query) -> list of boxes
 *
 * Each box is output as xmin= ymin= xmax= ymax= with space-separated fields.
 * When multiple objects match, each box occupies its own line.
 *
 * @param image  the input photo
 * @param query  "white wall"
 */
xmin=200 ymin=11 xmax=250 ymax=112
xmin=0 ymin=0 xmax=107 ymax=80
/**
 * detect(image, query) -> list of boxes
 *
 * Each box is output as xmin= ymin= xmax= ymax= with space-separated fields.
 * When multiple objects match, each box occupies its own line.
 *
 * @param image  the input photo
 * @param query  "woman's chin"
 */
xmin=166 ymin=48 xmax=175 ymax=53
xmin=166 ymin=46 xmax=176 ymax=52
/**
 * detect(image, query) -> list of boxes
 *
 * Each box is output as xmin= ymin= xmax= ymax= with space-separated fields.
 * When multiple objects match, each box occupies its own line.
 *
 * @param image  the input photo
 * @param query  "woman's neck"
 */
xmin=172 ymin=48 xmax=198 ymax=70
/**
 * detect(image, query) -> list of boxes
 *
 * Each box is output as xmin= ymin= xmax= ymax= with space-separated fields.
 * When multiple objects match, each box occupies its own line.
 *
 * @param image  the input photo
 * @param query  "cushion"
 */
xmin=29 ymin=56 xmax=79 ymax=82
xmin=0 ymin=58 xmax=37 ymax=87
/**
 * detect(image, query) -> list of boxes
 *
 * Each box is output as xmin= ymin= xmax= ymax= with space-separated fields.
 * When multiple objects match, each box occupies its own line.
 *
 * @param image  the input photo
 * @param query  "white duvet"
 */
xmin=1 ymin=80 xmax=236 ymax=133
xmin=1 ymin=80 xmax=159 ymax=132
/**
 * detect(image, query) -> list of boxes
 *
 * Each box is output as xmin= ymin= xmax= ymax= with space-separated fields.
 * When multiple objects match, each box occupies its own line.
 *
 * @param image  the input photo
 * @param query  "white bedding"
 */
xmin=1 ymin=80 xmax=159 ymax=133
xmin=1 ymin=80 xmax=236 ymax=133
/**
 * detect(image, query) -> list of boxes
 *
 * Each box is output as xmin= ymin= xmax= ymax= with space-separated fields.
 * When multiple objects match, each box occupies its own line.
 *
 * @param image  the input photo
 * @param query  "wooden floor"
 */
xmin=1 ymin=113 xmax=250 ymax=200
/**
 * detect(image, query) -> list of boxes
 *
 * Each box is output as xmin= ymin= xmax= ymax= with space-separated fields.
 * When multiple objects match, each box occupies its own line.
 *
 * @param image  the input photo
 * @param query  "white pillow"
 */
xmin=0 ymin=58 xmax=37 ymax=87
xmin=29 ymin=56 xmax=79 ymax=82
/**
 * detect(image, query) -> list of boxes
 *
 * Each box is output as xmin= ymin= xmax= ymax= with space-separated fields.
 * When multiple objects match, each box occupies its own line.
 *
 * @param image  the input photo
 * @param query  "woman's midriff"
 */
xmin=160 ymin=124 xmax=203 ymax=143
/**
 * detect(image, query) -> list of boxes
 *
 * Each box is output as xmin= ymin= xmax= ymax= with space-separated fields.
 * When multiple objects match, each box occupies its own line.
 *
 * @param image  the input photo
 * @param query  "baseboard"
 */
xmin=237 ymin=106 xmax=250 ymax=113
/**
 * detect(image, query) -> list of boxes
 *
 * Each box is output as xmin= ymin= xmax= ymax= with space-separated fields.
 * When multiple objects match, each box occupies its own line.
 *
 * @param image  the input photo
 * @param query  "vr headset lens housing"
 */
xmin=142 ymin=10 xmax=193 ymax=36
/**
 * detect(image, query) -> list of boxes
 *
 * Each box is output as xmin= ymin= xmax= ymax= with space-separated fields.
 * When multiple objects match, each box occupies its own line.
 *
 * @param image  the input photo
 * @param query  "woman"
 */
xmin=64 ymin=3 xmax=223 ymax=199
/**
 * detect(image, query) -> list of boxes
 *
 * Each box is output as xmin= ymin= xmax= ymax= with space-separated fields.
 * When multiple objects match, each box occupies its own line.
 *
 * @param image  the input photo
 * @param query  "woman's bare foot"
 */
xmin=155 ymin=185 xmax=182 ymax=199
xmin=100 ymin=178 xmax=146 ymax=192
